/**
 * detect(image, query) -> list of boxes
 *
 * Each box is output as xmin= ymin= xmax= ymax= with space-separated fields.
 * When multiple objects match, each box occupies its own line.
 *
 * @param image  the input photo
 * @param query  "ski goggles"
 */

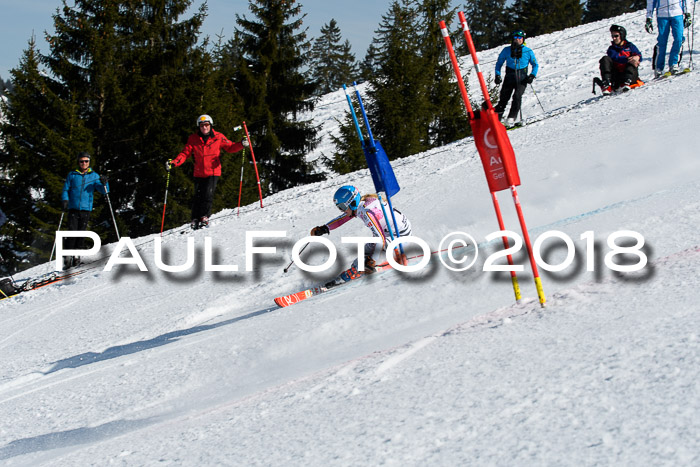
xmin=335 ymin=198 xmax=355 ymax=211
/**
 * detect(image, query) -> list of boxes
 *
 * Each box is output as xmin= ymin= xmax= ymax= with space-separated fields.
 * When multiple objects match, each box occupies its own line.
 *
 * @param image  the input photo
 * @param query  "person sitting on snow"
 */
xmin=599 ymin=25 xmax=642 ymax=95
xmin=310 ymin=185 xmax=412 ymax=287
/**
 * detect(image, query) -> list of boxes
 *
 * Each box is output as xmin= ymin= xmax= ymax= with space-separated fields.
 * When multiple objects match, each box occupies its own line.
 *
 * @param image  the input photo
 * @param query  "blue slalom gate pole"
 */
xmin=350 ymin=82 xmax=405 ymax=259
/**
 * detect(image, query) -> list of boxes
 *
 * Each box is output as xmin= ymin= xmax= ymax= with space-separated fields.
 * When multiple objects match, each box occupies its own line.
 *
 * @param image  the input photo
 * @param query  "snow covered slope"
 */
xmin=1 ymin=11 xmax=699 ymax=465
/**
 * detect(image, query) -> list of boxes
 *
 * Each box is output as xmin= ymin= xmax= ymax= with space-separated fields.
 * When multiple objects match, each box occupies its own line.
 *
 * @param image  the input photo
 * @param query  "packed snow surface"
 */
xmin=1 ymin=11 xmax=699 ymax=465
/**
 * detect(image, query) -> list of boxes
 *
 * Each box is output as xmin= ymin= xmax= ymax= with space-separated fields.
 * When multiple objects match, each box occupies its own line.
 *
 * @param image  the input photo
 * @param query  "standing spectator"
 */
xmin=599 ymin=25 xmax=643 ymax=94
xmin=646 ymin=0 xmax=691 ymax=77
xmin=167 ymin=114 xmax=249 ymax=230
xmin=494 ymin=29 xmax=539 ymax=128
xmin=61 ymin=152 xmax=108 ymax=269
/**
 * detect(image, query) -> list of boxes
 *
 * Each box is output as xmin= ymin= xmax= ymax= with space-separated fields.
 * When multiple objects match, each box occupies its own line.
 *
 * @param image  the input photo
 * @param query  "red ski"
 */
xmin=274 ymin=285 xmax=327 ymax=308
xmin=273 ymin=243 xmax=469 ymax=308
xmin=274 ymin=262 xmax=391 ymax=308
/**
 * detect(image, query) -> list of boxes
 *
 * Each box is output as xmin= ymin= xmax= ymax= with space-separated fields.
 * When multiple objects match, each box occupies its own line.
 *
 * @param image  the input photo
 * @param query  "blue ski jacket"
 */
xmin=495 ymin=45 xmax=539 ymax=76
xmin=606 ymin=41 xmax=643 ymax=70
xmin=62 ymin=169 xmax=108 ymax=211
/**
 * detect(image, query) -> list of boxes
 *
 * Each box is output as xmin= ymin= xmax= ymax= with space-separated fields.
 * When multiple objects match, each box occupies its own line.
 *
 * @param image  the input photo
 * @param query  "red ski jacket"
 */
xmin=171 ymin=130 xmax=243 ymax=178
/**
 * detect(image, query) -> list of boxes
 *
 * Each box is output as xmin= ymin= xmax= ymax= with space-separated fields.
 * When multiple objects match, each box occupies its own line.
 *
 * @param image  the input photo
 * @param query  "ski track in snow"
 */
xmin=1 ymin=9 xmax=700 ymax=465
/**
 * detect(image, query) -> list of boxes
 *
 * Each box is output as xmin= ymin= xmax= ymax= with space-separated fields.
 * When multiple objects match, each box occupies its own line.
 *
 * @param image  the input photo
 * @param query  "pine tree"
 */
xmin=359 ymin=43 xmax=382 ymax=81
xmin=44 ymin=0 xmax=210 ymax=235
xmin=366 ymin=0 xmax=429 ymax=159
xmin=233 ymin=0 xmax=323 ymax=193
xmin=509 ymin=0 xmax=583 ymax=37
xmin=419 ymin=0 xmax=470 ymax=147
xmin=327 ymin=112 xmax=366 ymax=174
xmin=308 ymin=19 xmax=358 ymax=95
xmin=584 ymin=1 xmax=646 ymax=24
xmin=463 ymin=0 xmax=509 ymax=50
xmin=360 ymin=0 xmax=469 ymax=161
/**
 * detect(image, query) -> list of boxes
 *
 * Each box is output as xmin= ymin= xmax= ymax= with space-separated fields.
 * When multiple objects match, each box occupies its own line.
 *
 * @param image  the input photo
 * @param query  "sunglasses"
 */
xmin=513 ymin=35 xmax=524 ymax=39
xmin=78 ymin=160 xmax=90 ymax=163
xmin=611 ymin=34 xmax=620 ymax=38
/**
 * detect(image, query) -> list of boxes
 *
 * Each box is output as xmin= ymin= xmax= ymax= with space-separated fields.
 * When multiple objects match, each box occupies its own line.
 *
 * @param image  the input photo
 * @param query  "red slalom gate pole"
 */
xmin=441 ymin=18 xmax=522 ymax=303
xmin=236 ymin=148 xmax=245 ymax=216
xmin=491 ymin=192 xmax=522 ymax=301
xmin=242 ymin=121 xmax=264 ymax=208
xmin=439 ymin=21 xmax=474 ymax=119
xmin=457 ymin=11 xmax=494 ymax=109
xmin=457 ymin=10 xmax=545 ymax=307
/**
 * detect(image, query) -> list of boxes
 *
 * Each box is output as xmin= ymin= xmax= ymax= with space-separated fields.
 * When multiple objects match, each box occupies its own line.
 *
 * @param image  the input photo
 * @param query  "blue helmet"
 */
xmin=333 ymin=185 xmax=361 ymax=211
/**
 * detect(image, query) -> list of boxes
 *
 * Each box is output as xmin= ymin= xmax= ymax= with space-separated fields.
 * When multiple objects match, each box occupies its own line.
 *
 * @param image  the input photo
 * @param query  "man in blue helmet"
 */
xmin=310 ymin=185 xmax=411 ymax=286
xmin=494 ymin=29 xmax=539 ymax=127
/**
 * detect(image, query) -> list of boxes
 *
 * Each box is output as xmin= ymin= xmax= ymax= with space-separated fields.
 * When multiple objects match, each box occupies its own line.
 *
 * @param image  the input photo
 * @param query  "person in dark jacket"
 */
xmin=167 ymin=114 xmax=249 ymax=230
xmin=599 ymin=25 xmax=642 ymax=94
xmin=61 ymin=151 xmax=109 ymax=268
xmin=494 ymin=29 xmax=539 ymax=127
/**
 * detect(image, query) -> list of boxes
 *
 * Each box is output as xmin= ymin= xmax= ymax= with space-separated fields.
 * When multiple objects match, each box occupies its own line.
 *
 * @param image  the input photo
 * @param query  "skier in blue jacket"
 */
xmin=61 ymin=152 xmax=109 ymax=268
xmin=494 ymin=29 xmax=539 ymax=127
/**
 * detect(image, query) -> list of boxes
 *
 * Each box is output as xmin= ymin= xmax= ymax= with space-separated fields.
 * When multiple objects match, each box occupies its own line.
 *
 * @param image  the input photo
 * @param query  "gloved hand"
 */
xmin=645 ymin=18 xmax=654 ymax=34
xmin=525 ymin=74 xmax=535 ymax=84
xmin=166 ymin=160 xmax=172 ymax=171
xmin=684 ymin=13 xmax=692 ymax=28
xmin=242 ymin=138 xmax=250 ymax=148
xmin=494 ymin=74 xmax=502 ymax=85
xmin=62 ymin=200 xmax=68 ymax=211
xmin=100 ymin=175 xmax=108 ymax=184
xmin=310 ymin=225 xmax=329 ymax=236
xmin=364 ymin=255 xmax=376 ymax=274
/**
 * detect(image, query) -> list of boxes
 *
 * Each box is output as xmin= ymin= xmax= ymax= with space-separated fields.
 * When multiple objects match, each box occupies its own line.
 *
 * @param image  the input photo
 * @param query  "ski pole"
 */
xmin=691 ymin=1 xmax=696 ymax=70
xmin=242 ymin=121 xmax=264 ymax=208
xmin=284 ymin=242 xmax=310 ymax=273
xmin=48 ymin=211 xmax=65 ymax=267
xmin=529 ymin=82 xmax=545 ymax=113
xmin=103 ymin=183 xmax=121 ymax=240
xmin=160 ymin=163 xmax=171 ymax=236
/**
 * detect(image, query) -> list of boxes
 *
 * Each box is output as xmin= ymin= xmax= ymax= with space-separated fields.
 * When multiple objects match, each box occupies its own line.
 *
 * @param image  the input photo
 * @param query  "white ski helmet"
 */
xmin=197 ymin=114 xmax=213 ymax=127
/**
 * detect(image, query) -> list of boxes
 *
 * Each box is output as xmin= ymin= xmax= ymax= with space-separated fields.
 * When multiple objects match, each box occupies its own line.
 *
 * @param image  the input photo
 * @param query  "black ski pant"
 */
xmin=192 ymin=175 xmax=219 ymax=221
xmin=494 ymin=68 xmax=527 ymax=120
xmin=64 ymin=209 xmax=92 ymax=250
xmin=599 ymin=56 xmax=639 ymax=87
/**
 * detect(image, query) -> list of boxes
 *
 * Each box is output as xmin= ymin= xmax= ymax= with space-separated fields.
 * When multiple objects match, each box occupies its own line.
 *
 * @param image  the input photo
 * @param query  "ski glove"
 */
xmin=310 ymin=225 xmax=330 ymax=236
xmin=364 ymin=255 xmax=377 ymax=274
xmin=100 ymin=175 xmax=108 ymax=184
xmin=166 ymin=160 xmax=172 ymax=171
xmin=645 ymin=18 xmax=654 ymax=34
xmin=242 ymin=138 xmax=250 ymax=148
xmin=525 ymin=74 xmax=535 ymax=84
xmin=62 ymin=200 xmax=68 ymax=211
xmin=494 ymin=74 xmax=502 ymax=85
xmin=684 ymin=13 xmax=692 ymax=28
